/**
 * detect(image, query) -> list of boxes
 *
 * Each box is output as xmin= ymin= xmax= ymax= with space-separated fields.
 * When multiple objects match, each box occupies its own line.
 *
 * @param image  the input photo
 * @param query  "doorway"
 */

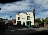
xmin=26 ymin=21 xmax=31 ymax=28
xmin=17 ymin=21 xmax=21 ymax=27
xmin=23 ymin=22 xmax=25 ymax=27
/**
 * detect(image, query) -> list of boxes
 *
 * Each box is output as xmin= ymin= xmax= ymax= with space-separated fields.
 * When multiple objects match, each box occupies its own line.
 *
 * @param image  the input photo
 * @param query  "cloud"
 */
xmin=41 ymin=11 xmax=48 ymax=16
xmin=0 ymin=0 xmax=36 ymax=13
xmin=0 ymin=0 xmax=31 ymax=13
xmin=41 ymin=11 xmax=48 ymax=19
xmin=35 ymin=11 xmax=48 ymax=19
xmin=33 ymin=0 xmax=48 ymax=19
xmin=0 ymin=15 xmax=15 ymax=20
xmin=34 ymin=0 xmax=48 ymax=9
xmin=0 ymin=0 xmax=48 ymax=19
xmin=0 ymin=15 xmax=9 ymax=19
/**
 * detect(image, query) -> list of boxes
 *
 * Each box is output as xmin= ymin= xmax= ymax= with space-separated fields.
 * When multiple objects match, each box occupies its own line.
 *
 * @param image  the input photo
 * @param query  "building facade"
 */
xmin=16 ymin=12 xmax=34 ymax=28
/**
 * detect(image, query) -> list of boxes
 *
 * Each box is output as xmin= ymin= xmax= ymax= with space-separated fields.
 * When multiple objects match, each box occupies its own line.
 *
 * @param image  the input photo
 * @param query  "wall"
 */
xmin=44 ymin=22 xmax=48 ymax=28
xmin=34 ymin=22 xmax=39 ymax=27
xmin=16 ymin=12 xmax=34 ymax=25
xmin=12 ymin=19 xmax=16 ymax=25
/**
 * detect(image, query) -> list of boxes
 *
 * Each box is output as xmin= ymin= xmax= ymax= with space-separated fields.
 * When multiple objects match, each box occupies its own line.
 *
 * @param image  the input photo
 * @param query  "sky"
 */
xmin=0 ymin=0 xmax=48 ymax=20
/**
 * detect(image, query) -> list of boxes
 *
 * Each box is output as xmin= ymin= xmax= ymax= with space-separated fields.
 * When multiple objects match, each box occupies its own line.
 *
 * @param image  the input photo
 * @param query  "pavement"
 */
xmin=0 ymin=26 xmax=48 ymax=35
xmin=31 ymin=27 xmax=48 ymax=30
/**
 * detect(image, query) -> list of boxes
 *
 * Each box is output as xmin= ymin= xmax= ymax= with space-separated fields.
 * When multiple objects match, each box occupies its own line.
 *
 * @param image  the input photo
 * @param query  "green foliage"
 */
xmin=0 ymin=18 xmax=8 ymax=22
xmin=45 ymin=17 xmax=48 ymax=23
xmin=3 ymin=19 xmax=8 ymax=20
xmin=35 ymin=18 xmax=41 ymax=24
xmin=41 ymin=18 xmax=45 ymax=23
xmin=35 ymin=17 xmax=48 ymax=24
xmin=0 ymin=18 xmax=3 ymax=22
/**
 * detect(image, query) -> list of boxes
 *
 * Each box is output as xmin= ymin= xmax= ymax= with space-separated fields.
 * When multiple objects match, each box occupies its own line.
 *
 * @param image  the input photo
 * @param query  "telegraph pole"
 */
xmin=0 ymin=8 xmax=1 ymax=10
xmin=33 ymin=9 xmax=35 ymax=23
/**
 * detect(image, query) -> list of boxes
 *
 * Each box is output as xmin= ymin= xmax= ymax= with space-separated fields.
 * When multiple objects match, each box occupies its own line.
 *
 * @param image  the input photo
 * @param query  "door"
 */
xmin=23 ymin=22 xmax=25 ymax=27
xmin=17 ymin=21 xmax=21 ymax=27
xmin=26 ymin=21 xmax=31 ymax=28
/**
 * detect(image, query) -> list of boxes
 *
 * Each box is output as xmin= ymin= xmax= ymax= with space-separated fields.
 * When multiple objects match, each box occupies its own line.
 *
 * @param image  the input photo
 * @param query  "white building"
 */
xmin=16 ymin=11 xmax=35 ymax=28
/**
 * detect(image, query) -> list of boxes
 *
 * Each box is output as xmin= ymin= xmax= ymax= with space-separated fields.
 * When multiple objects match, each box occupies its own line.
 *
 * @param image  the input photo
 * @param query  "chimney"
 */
xmin=18 ymin=12 xmax=20 ymax=14
xmin=33 ymin=9 xmax=35 ymax=23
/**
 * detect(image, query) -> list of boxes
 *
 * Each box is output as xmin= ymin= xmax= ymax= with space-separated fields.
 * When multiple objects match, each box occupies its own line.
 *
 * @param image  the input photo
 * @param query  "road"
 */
xmin=6 ymin=27 xmax=37 ymax=35
xmin=0 ymin=26 xmax=48 ymax=35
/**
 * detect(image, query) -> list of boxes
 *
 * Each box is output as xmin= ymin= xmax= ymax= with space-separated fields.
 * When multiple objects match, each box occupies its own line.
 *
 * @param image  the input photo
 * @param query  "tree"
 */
xmin=10 ymin=16 xmax=12 ymax=18
xmin=45 ymin=17 xmax=48 ymax=24
xmin=35 ymin=18 xmax=41 ymax=24
xmin=41 ymin=18 xmax=45 ymax=23
xmin=3 ymin=19 xmax=8 ymax=20
xmin=0 ymin=18 xmax=3 ymax=22
xmin=3 ymin=19 xmax=8 ymax=21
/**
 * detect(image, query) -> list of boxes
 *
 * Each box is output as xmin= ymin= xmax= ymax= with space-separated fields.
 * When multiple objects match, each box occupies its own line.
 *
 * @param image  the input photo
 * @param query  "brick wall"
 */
xmin=44 ymin=22 xmax=48 ymax=28
xmin=5 ymin=21 xmax=8 ymax=24
xmin=12 ymin=19 xmax=16 ymax=25
xmin=34 ymin=22 xmax=39 ymax=27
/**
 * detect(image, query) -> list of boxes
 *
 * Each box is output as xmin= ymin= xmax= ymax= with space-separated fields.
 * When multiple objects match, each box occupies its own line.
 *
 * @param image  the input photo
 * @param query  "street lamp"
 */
xmin=10 ymin=16 xmax=12 ymax=26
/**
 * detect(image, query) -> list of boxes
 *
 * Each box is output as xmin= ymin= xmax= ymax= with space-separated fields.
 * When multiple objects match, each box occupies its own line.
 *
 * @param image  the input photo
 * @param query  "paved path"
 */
xmin=17 ymin=27 xmax=48 ymax=31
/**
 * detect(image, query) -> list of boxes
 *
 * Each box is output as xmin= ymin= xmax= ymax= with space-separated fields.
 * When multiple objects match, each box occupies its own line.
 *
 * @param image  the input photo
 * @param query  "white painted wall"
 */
xmin=16 ymin=12 xmax=34 ymax=25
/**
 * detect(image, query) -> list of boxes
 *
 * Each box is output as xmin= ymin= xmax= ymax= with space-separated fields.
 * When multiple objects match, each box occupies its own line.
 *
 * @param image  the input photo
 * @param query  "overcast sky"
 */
xmin=0 ymin=0 xmax=48 ymax=20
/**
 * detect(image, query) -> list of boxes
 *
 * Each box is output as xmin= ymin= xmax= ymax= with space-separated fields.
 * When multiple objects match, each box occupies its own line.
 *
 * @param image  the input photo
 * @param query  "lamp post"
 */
xmin=10 ymin=16 xmax=12 ymax=21
xmin=10 ymin=16 xmax=12 ymax=26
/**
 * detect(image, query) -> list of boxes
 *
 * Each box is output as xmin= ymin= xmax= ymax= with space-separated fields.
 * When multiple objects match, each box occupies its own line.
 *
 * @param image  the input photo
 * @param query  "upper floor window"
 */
xmin=27 ymin=16 xmax=30 ymax=20
xmin=18 ymin=17 xmax=20 ymax=20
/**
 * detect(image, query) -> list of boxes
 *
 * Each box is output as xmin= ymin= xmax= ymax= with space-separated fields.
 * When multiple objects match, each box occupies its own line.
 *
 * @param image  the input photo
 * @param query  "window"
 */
xmin=18 ymin=17 xmax=20 ymax=20
xmin=27 ymin=16 xmax=30 ymax=20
